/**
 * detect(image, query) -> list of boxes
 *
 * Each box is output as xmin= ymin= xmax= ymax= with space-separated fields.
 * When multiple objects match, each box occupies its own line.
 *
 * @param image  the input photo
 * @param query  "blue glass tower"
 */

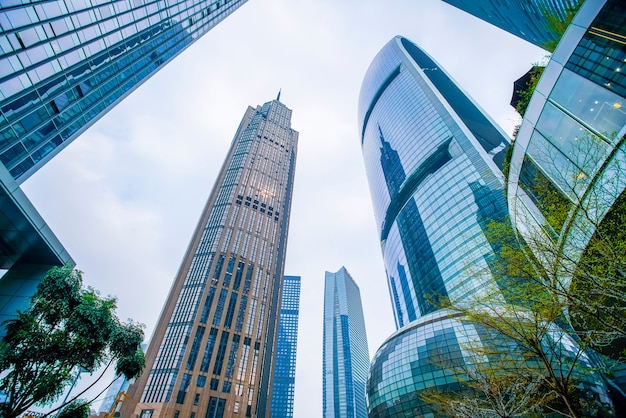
xmin=358 ymin=36 xmax=613 ymax=417
xmin=323 ymin=267 xmax=369 ymax=418
xmin=0 ymin=0 xmax=248 ymax=182
xmin=359 ymin=35 xmax=510 ymax=331
xmin=270 ymin=275 xmax=300 ymax=418
xmin=441 ymin=0 xmax=580 ymax=48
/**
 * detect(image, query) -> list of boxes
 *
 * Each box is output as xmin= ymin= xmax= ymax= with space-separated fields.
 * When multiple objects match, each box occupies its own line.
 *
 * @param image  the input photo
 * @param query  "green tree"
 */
xmin=422 ymin=212 xmax=619 ymax=417
xmin=0 ymin=265 xmax=145 ymax=418
xmin=514 ymin=66 xmax=544 ymax=118
xmin=512 ymin=134 xmax=626 ymax=358
xmin=57 ymin=399 xmax=91 ymax=418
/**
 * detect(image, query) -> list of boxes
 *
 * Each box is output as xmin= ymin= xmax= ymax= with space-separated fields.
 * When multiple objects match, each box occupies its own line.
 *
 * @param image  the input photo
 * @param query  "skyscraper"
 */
xmin=0 ymin=0 xmax=249 ymax=334
xmin=359 ymin=35 xmax=511 ymax=331
xmin=508 ymin=0 xmax=626 ymax=358
xmin=441 ymin=0 xmax=580 ymax=48
xmin=0 ymin=0 xmax=248 ymax=183
xmin=358 ymin=36 xmax=612 ymax=416
xmin=322 ymin=267 xmax=369 ymax=418
xmin=122 ymin=97 xmax=298 ymax=418
xmin=270 ymin=275 xmax=300 ymax=418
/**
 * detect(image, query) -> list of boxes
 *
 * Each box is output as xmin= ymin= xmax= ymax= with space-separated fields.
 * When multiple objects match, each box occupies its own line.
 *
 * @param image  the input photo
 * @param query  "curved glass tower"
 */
xmin=507 ymin=0 xmax=626 ymax=359
xmin=358 ymin=36 xmax=613 ymax=416
xmin=358 ymin=35 xmax=510 ymax=330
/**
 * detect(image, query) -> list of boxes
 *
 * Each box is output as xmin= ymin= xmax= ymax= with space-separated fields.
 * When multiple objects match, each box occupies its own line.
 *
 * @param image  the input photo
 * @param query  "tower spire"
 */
xmin=277 ymin=88 xmax=281 ymax=102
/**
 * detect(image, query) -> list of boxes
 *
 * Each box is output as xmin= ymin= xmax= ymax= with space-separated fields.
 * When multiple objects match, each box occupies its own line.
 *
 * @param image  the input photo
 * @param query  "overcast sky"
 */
xmin=21 ymin=0 xmax=545 ymax=416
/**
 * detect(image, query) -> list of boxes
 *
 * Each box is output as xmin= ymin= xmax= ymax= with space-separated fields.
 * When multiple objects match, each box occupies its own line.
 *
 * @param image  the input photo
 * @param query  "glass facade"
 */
xmin=323 ymin=267 xmax=369 ymax=418
xmin=442 ymin=0 xmax=580 ymax=48
xmin=508 ymin=0 xmax=626 ymax=286
xmin=0 ymin=0 xmax=248 ymax=182
xmin=367 ymin=310 xmax=613 ymax=417
xmin=358 ymin=36 xmax=510 ymax=330
xmin=270 ymin=275 xmax=300 ymax=418
xmin=358 ymin=36 xmax=615 ymax=416
xmin=122 ymin=98 xmax=298 ymax=418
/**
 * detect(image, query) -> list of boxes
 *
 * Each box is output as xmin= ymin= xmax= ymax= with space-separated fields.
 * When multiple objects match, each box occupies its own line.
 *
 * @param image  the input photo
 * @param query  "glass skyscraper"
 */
xmin=322 ymin=267 xmax=369 ymax=418
xmin=508 ymin=0 xmax=626 ymax=361
xmin=0 ymin=0 xmax=248 ymax=182
xmin=441 ymin=0 xmax=580 ymax=48
xmin=358 ymin=36 xmax=613 ymax=417
xmin=270 ymin=275 xmax=300 ymax=418
xmin=121 ymin=97 xmax=298 ymax=418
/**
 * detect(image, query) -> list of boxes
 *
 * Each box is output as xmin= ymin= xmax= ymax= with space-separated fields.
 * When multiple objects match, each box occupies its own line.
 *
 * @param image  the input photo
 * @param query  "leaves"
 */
xmin=0 ymin=265 xmax=145 ymax=418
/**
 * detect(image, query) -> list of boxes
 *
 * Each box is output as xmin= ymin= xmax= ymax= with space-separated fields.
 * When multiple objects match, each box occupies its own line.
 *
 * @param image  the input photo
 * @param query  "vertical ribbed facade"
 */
xmin=323 ymin=267 xmax=369 ymax=418
xmin=270 ymin=275 xmax=300 ymax=418
xmin=122 ymin=98 xmax=298 ymax=418
xmin=442 ymin=0 xmax=580 ymax=48
xmin=0 ymin=0 xmax=248 ymax=183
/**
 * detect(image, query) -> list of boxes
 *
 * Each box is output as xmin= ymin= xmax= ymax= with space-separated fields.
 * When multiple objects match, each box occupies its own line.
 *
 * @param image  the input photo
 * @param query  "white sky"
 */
xmin=21 ymin=0 xmax=545 ymax=416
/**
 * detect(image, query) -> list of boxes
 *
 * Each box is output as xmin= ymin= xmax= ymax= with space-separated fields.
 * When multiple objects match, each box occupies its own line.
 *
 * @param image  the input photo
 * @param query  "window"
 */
xmin=222 ymin=381 xmax=232 ymax=393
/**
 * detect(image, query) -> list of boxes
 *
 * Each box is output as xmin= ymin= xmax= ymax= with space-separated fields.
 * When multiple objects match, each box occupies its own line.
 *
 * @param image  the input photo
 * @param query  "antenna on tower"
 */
xmin=277 ymin=89 xmax=281 ymax=102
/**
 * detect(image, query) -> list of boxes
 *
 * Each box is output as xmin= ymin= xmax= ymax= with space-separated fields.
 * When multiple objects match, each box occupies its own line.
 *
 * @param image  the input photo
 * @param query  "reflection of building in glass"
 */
xmin=323 ymin=267 xmax=369 ymax=418
xmin=441 ymin=0 xmax=580 ymax=48
xmin=270 ymin=275 xmax=300 ymax=418
xmin=359 ymin=35 xmax=510 ymax=331
xmin=122 ymin=97 xmax=298 ymax=418
xmin=508 ymin=0 xmax=626 ymax=360
xmin=99 ymin=344 xmax=148 ymax=415
xmin=358 ymin=36 xmax=614 ymax=416
xmin=0 ymin=0 xmax=248 ymax=182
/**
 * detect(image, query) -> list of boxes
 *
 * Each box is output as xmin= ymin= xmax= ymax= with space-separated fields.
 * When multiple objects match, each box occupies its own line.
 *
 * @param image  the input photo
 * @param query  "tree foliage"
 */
xmin=421 ymin=208 xmax=620 ymax=417
xmin=0 ymin=265 xmax=145 ymax=418
xmin=541 ymin=1 xmax=582 ymax=53
xmin=57 ymin=399 xmax=91 ymax=418
xmin=514 ymin=66 xmax=544 ymax=118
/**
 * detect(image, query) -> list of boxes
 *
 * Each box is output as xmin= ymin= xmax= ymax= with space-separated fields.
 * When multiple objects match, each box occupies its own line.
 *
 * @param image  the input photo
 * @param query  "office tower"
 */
xmin=508 ymin=0 xmax=626 ymax=359
xmin=322 ymin=267 xmax=369 ymax=418
xmin=441 ymin=0 xmax=579 ymax=48
xmin=98 ymin=375 xmax=131 ymax=415
xmin=358 ymin=36 xmax=612 ymax=417
xmin=270 ymin=275 xmax=300 ymax=418
xmin=0 ymin=0 xmax=248 ymax=336
xmin=0 ymin=162 xmax=71 ymax=335
xmin=0 ymin=0 xmax=249 ymax=183
xmin=122 ymin=97 xmax=298 ymax=418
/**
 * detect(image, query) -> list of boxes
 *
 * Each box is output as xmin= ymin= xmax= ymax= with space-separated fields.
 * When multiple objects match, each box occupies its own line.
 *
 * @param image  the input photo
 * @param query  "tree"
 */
xmin=421 ymin=208 xmax=620 ymax=417
xmin=0 ymin=265 xmax=146 ymax=418
xmin=57 ymin=399 xmax=91 ymax=418
xmin=513 ymin=133 xmax=626 ymax=359
xmin=421 ymin=326 xmax=551 ymax=418
xmin=426 ymin=281 xmax=611 ymax=417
